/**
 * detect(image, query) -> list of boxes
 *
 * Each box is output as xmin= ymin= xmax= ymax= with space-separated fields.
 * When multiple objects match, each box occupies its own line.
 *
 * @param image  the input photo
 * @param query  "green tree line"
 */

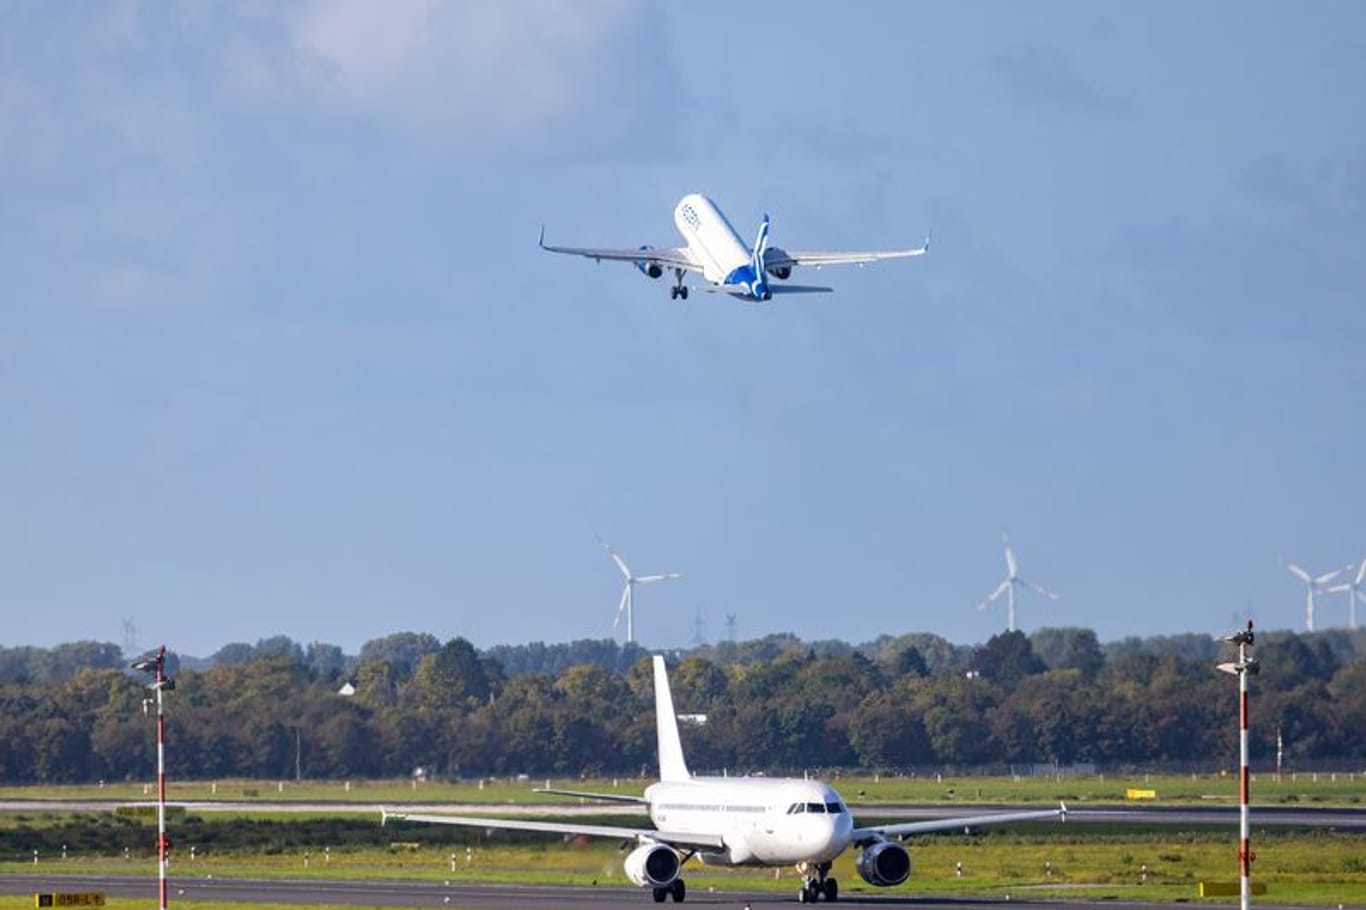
xmin=0 ymin=628 xmax=1362 ymax=783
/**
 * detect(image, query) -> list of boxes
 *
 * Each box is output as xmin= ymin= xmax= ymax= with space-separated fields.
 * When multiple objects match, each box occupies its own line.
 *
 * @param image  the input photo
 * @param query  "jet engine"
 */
xmin=855 ymin=841 xmax=912 ymax=887
xmin=634 ymin=245 xmax=664 ymax=279
xmin=764 ymin=246 xmax=792 ymax=279
xmin=623 ymin=843 xmax=681 ymax=888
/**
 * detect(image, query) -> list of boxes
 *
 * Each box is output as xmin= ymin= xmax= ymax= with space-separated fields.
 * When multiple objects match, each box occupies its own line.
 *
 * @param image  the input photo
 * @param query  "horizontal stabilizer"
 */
xmin=695 ymin=284 xmax=834 ymax=297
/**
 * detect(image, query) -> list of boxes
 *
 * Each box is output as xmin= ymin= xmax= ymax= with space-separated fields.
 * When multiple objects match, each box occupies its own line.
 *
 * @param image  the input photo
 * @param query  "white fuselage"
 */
xmin=673 ymin=194 xmax=753 ymax=285
xmin=645 ymin=776 xmax=853 ymax=866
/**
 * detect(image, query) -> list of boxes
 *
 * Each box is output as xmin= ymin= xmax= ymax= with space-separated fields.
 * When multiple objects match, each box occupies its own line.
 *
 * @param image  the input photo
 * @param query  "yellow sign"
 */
xmin=34 ymin=894 xmax=105 ymax=907
xmin=1125 ymin=788 xmax=1157 ymax=800
xmin=114 ymin=805 xmax=186 ymax=819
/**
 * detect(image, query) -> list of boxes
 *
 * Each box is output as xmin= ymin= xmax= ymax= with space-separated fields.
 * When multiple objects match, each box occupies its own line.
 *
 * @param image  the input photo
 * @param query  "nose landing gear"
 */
xmin=796 ymin=862 xmax=838 ymax=902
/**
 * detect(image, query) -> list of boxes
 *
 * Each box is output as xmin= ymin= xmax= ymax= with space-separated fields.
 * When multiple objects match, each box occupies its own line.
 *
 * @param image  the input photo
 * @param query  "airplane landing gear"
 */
xmin=652 ymin=878 xmax=686 ymax=902
xmin=797 ymin=862 xmax=837 ymax=902
xmin=670 ymin=269 xmax=689 ymax=300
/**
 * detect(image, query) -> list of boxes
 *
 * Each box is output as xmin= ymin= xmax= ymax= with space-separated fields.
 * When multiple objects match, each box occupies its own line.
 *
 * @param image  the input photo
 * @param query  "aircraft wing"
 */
xmin=538 ymin=228 xmax=700 ymax=271
xmin=769 ymin=235 xmax=931 ymax=269
xmin=534 ymin=787 xmax=649 ymax=805
xmin=382 ymin=808 xmax=725 ymax=851
xmin=850 ymin=804 xmax=1065 ymax=846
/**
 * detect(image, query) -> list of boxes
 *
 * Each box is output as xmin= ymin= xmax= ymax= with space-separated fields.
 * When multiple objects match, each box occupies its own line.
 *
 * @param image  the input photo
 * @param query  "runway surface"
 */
xmin=1 ymin=800 xmax=1362 ymax=830
xmin=0 ymin=873 xmax=1326 ymax=910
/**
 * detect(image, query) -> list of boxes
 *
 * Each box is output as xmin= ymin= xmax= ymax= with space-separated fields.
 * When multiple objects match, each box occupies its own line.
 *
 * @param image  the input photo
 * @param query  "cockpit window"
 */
xmin=825 ymin=801 xmax=844 ymax=814
xmin=806 ymin=802 xmax=826 ymax=814
xmin=787 ymin=803 xmax=805 ymax=814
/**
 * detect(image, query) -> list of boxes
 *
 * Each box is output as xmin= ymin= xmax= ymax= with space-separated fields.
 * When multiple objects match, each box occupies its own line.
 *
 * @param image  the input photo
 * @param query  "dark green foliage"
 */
xmin=1030 ymin=627 xmax=1105 ymax=677
xmin=971 ymin=631 xmax=1046 ymax=686
xmin=357 ymin=632 xmax=443 ymax=677
xmin=0 ymin=642 xmax=125 ymax=684
xmin=484 ymin=639 xmax=648 ymax=677
xmin=0 ymin=628 xmax=1361 ymax=782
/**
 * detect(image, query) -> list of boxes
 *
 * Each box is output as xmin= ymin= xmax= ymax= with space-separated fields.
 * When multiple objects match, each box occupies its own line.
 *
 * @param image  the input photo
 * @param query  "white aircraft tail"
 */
xmin=652 ymin=655 xmax=691 ymax=782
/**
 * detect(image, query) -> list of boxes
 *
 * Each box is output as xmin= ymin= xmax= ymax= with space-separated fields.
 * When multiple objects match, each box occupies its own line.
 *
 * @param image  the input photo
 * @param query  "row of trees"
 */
xmin=10 ymin=625 xmax=1364 ymax=688
xmin=0 ymin=628 xmax=1362 ymax=783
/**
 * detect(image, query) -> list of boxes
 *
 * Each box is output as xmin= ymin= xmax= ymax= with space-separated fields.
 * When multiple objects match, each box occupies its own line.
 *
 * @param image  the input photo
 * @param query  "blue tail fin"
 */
xmin=751 ymin=215 xmax=770 ymax=285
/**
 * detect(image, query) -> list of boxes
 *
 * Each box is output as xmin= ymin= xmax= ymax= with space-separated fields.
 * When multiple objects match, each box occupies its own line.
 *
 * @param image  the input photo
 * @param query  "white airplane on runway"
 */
xmin=538 ymin=193 xmax=930 ymax=302
xmin=384 ymin=656 xmax=1064 ymax=904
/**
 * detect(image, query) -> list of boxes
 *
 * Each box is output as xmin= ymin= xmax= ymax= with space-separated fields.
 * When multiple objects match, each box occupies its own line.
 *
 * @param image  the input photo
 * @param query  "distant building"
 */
xmin=337 ymin=681 xmax=356 ymax=697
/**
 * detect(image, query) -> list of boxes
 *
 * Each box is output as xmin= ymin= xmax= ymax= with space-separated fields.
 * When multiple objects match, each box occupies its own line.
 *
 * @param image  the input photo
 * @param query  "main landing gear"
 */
xmin=651 ymin=878 xmax=686 ymax=902
xmin=669 ymin=268 xmax=689 ymax=300
xmin=797 ymin=862 xmax=838 ymax=903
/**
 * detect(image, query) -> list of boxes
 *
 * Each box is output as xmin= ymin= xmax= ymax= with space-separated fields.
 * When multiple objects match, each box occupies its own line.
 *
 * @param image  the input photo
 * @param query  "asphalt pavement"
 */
xmin=0 ymin=872 xmax=1333 ymax=910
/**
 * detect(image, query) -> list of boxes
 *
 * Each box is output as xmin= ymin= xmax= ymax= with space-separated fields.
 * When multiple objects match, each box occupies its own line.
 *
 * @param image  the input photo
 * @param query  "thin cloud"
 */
xmin=988 ymin=43 xmax=1134 ymax=118
xmin=229 ymin=0 xmax=684 ymax=159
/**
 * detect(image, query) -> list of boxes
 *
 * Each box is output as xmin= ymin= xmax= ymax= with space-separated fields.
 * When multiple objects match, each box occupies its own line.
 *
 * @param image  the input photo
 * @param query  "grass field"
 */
xmin=2 ymin=829 xmax=1363 ymax=906
xmin=1 ymin=772 xmax=1362 ymax=807
xmin=2 ymin=776 xmax=1362 ymax=906
xmin=0 ymin=901 xmax=388 ymax=910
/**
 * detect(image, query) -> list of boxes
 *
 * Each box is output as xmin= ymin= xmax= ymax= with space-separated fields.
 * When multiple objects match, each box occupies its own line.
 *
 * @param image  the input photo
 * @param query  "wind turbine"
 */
xmin=977 ymin=533 xmax=1058 ymax=633
xmin=1285 ymin=561 xmax=1342 ymax=632
xmin=599 ymin=539 xmax=680 ymax=644
xmin=1326 ymin=559 xmax=1365 ymax=630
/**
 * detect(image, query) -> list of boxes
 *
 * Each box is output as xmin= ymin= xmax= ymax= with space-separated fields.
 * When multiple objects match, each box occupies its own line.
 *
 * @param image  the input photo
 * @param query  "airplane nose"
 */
xmin=824 ymin=816 xmax=851 ymax=855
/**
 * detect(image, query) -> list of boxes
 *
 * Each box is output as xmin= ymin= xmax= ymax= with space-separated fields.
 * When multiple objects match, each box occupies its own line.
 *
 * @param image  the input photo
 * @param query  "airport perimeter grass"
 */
xmin=0 ymin=901 xmax=394 ymax=910
xmin=2 ymin=772 xmax=1362 ymax=807
xmin=2 ymin=831 xmax=1363 ymax=906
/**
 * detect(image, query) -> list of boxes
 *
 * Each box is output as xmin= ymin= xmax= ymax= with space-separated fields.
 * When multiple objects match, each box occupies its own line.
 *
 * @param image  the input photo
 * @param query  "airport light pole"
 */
xmin=133 ymin=646 xmax=175 ymax=910
xmin=1217 ymin=621 xmax=1258 ymax=910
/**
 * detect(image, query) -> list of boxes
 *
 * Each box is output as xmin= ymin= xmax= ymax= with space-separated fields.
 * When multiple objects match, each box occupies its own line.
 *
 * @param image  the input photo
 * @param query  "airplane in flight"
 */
xmin=383 ymin=655 xmax=1064 ymax=904
xmin=538 ymin=193 xmax=930 ymax=302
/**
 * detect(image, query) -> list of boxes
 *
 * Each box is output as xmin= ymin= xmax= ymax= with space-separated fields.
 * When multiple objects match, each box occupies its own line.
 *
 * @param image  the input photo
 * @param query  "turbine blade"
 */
xmin=1286 ymin=563 xmax=1312 ymax=583
xmin=1003 ymin=535 xmax=1018 ymax=578
xmin=612 ymin=585 xmax=630 ymax=626
xmin=600 ymin=542 xmax=631 ymax=579
xmin=1022 ymin=579 xmax=1060 ymax=599
xmin=1356 ymin=560 xmax=1366 ymax=586
xmin=1314 ymin=569 xmax=1343 ymax=585
xmin=978 ymin=580 xmax=1010 ymax=609
xmin=635 ymin=573 xmax=681 ymax=584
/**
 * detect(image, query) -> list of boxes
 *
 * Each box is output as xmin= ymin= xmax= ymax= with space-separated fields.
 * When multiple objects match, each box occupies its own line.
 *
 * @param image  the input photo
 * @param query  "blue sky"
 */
xmin=3 ymin=1 xmax=1364 ymax=657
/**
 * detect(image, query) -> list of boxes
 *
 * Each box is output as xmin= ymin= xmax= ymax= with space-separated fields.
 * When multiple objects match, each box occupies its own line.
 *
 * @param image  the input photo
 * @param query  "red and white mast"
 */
xmin=134 ymin=645 xmax=175 ymax=910
xmin=1218 ymin=621 xmax=1258 ymax=910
